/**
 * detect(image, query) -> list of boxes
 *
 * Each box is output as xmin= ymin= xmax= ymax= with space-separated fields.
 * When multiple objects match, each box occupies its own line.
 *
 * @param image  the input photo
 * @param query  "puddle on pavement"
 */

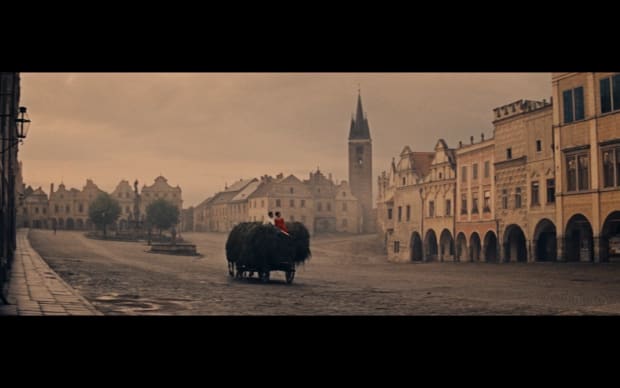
xmin=94 ymin=293 xmax=194 ymax=315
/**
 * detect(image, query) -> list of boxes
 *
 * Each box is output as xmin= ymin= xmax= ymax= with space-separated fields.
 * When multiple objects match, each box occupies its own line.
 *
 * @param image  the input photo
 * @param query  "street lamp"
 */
xmin=1 ymin=106 xmax=31 ymax=155
xmin=17 ymin=106 xmax=31 ymax=140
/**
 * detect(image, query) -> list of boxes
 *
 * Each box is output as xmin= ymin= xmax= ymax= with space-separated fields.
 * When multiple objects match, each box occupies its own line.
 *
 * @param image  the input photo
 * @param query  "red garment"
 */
xmin=274 ymin=217 xmax=289 ymax=234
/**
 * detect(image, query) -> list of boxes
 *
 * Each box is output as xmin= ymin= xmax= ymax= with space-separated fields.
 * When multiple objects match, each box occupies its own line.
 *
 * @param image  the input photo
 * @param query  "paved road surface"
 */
xmin=27 ymin=229 xmax=620 ymax=315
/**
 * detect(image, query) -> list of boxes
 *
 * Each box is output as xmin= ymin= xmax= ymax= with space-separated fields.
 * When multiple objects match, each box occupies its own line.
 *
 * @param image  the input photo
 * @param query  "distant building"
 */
xmin=305 ymin=169 xmax=337 ymax=233
xmin=20 ymin=175 xmax=183 ymax=231
xmin=140 ymin=176 xmax=183 ymax=217
xmin=110 ymin=180 xmax=136 ymax=231
xmin=192 ymin=170 xmax=361 ymax=235
xmin=20 ymin=187 xmax=49 ymax=229
xmin=248 ymin=174 xmax=314 ymax=231
xmin=205 ymin=179 xmax=256 ymax=232
xmin=192 ymin=197 xmax=212 ymax=232
xmin=334 ymin=180 xmax=360 ymax=234
xmin=48 ymin=180 xmax=106 ymax=230
xmin=181 ymin=206 xmax=194 ymax=233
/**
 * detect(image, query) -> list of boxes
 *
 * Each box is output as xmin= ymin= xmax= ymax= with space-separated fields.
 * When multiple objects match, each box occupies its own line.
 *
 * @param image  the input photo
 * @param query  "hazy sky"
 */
xmin=19 ymin=73 xmax=551 ymax=207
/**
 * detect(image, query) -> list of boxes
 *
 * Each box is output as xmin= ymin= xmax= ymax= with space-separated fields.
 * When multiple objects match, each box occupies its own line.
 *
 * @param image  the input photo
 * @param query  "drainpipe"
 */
xmin=419 ymin=187 xmax=424 ymax=262
xmin=496 ymin=217 xmax=501 ymax=263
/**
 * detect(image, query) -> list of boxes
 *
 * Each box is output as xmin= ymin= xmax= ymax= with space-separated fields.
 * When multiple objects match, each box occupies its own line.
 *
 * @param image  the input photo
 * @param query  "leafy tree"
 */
xmin=88 ymin=193 xmax=121 ymax=239
xmin=146 ymin=199 xmax=180 ymax=237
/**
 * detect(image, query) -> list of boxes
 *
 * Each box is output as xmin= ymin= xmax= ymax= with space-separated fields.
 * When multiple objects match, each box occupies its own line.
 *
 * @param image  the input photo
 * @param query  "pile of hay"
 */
xmin=226 ymin=222 xmax=311 ymax=269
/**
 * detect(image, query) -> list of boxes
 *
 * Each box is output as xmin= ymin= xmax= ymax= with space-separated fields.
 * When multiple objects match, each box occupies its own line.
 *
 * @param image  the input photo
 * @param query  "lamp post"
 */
xmin=1 ymin=106 xmax=30 ymax=155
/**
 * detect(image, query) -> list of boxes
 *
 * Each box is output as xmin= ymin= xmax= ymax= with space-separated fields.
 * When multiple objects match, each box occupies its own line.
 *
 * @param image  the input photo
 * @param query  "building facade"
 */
xmin=334 ymin=180 xmax=360 ymax=233
xmin=20 ymin=187 xmax=49 ymax=229
xmin=111 ymin=180 xmax=137 ymax=230
xmin=553 ymin=72 xmax=620 ymax=262
xmin=140 ymin=176 xmax=183 ymax=217
xmin=1 ymin=72 xmax=22 ymax=300
xmin=455 ymin=135 xmax=497 ymax=262
xmin=247 ymin=174 xmax=315 ymax=231
xmin=377 ymin=146 xmax=434 ymax=262
xmin=493 ymin=99 xmax=553 ymax=262
xmin=305 ymin=170 xmax=337 ymax=233
xmin=20 ymin=176 xmax=183 ymax=232
xmin=420 ymin=139 xmax=456 ymax=262
xmin=191 ymin=171 xmax=360 ymax=235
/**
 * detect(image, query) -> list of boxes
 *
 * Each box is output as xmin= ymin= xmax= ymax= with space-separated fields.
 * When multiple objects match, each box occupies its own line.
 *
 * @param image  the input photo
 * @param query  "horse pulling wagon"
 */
xmin=225 ymin=222 xmax=311 ymax=284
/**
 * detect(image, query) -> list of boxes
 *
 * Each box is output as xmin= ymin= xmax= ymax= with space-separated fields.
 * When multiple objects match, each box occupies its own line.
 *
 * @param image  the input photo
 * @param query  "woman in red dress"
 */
xmin=274 ymin=211 xmax=290 ymax=236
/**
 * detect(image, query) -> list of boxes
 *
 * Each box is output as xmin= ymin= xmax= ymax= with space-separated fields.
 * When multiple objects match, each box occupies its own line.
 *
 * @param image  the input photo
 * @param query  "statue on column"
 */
xmin=133 ymin=179 xmax=141 ymax=234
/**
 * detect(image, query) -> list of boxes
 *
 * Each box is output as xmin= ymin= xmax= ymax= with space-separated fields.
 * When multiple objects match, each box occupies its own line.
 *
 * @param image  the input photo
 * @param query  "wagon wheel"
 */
xmin=285 ymin=270 xmax=295 ymax=284
xmin=228 ymin=261 xmax=235 ymax=277
xmin=260 ymin=271 xmax=270 ymax=283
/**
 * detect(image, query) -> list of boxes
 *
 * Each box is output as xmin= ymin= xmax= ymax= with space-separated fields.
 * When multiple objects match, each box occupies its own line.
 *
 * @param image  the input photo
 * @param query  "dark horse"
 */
xmin=225 ymin=222 xmax=311 ymax=284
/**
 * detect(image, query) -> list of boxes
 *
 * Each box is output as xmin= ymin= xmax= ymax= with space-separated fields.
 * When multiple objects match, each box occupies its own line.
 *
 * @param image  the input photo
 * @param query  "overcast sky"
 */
xmin=19 ymin=73 xmax=551 ymax=207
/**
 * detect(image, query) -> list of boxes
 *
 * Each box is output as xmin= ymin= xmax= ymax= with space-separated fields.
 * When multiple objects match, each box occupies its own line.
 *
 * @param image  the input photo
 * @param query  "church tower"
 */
xmin=348 ymin=91 xmax=374 ymax=233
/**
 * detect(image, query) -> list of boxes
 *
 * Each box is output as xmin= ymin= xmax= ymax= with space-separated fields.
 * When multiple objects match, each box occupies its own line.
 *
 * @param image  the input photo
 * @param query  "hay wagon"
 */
xmin=227 ymin=256 xmax=296 ymax=283
xmin=225 ymin=222 xmax=311 ymax=284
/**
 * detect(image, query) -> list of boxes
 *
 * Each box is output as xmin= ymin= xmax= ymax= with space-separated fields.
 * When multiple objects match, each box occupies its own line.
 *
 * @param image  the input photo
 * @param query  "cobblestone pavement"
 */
xmin=25 ymin=229 xmax=620 ymax=315
xmin=0 ymin=229 xmax=101 ymax=316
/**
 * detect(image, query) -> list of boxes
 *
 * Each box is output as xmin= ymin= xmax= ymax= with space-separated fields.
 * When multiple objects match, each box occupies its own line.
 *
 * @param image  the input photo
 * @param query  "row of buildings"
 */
xmin=184 ymin=93 xmax=377 ymax=235
xmin=378 ymin=72 xmax=620 ymax=263
xmin=189 ymin=171 xmax=361 ymax=234
xmin=18 ymin=175 xmax=183 ymax=231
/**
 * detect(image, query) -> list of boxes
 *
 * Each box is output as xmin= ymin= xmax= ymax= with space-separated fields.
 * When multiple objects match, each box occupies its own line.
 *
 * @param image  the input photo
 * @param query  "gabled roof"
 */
xmin=247 ymin=181 xmax=274 ymax=199
xmin=335 ymin=181 xmax=358 ymax=201
xmin=411 ymin=152 xmax=435 ymax=177
xmin=208 ymin=191 xmax=238 ymax=206
xmin=231 ymin=180 xmax=261 ymax=202
xmin=31 ymin=187 xmax=47 ymax=196
xmin=195 ymin=196 xmax=213 ymax=208
xmin=143 ymin=176 xmax=181 ymax=192
xmin=225 ymin=178 xmax=256 ymax=192
xmin=112 ymin=180 xmax=133 ymax=194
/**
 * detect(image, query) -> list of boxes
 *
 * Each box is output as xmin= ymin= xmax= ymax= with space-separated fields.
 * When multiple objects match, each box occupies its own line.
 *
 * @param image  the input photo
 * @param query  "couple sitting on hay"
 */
xmin=264 ymin=210 xmax=290 ymax=236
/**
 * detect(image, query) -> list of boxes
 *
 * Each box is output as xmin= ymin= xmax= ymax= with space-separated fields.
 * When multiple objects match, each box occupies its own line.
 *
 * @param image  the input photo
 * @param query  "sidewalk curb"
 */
xmin=25 ymin=229 xmax=103 ymax=315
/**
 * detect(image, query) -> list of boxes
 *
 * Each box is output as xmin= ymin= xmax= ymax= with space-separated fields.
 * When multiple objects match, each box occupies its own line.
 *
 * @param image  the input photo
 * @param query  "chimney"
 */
xmin=481 ymin=133 xmax=485 ymax=141
xmin=50 ymin=183 xmax=54 ymax=194
xmin=459 ymin=141 xmax=463 ymax=148
xmin=328 ymin=173 xmax=333 ymax=182
xmin=470 ymin=136 xmax=474 ymax=144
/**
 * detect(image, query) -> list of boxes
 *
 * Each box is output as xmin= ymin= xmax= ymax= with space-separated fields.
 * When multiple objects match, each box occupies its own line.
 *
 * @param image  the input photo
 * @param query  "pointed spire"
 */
xmin=356 ymin=89 xmax=364 ymax=123
xmin=349 ymin=89 xmax=371 ymax=140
